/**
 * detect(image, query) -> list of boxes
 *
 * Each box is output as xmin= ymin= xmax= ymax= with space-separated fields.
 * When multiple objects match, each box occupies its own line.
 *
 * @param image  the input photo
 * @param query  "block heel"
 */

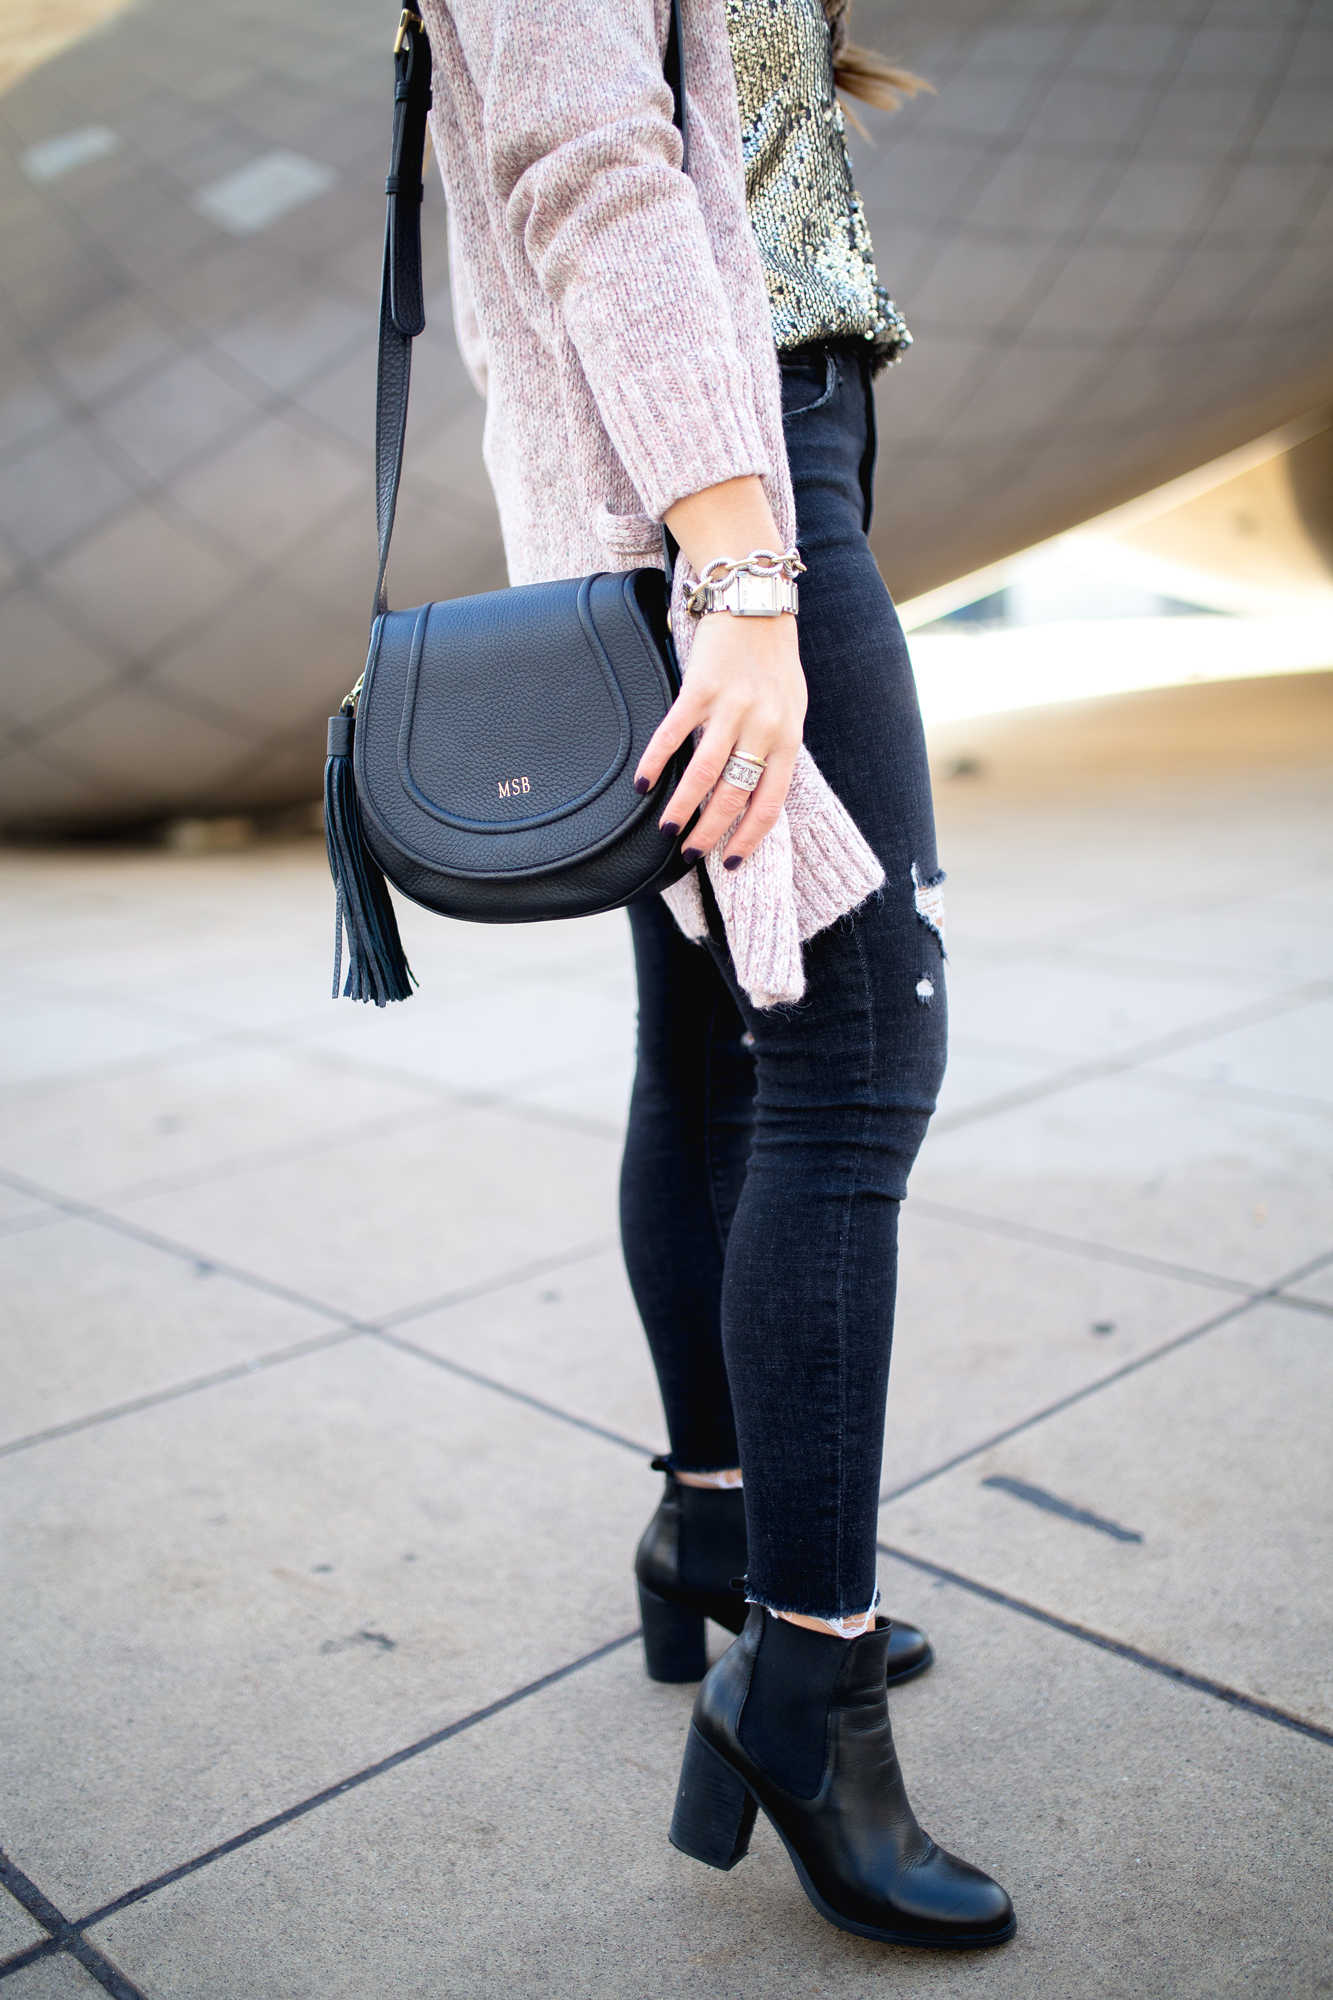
xmin=670 ymin=1724 xmax=759 ymax=1870
xmin=638 ymin=1581 xmax=708 ymax=1682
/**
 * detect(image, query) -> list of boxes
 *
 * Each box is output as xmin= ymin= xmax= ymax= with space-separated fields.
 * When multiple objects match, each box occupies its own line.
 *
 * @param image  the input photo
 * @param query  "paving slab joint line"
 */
xmin=375 ymin=1234 xmax=621 ymax=1331
xmin=907 ymin=1196 xmax=1262 ymax=1297
xmin=369 ymin=1325 xmax=654 ymax=1458
xmin=0 ymin=1165 xmax=365 ymax=1327
xmin=880 ymin=1242 xmax=1333 ymax=1505
xmin=930 ymin=977 xmax=1333 ymax=1136
xmin=986 ymin=850 xmax=1333 ymax=960
xmin=1275 ymin=1289 xmax=1333 ymax=1321
xmin=990 ymin=940 xmax=1327 ymax=996
xmin=63 ymin=1629 xmax=642 ymax=1939
xmin=0 ymin=1162 xmax=634 ymax=1458
xmin=0 ymin=1170 xmax=616 ymax=1344
xmin=0 ymin=1327 xmax=362 ymax=1460
xmin=86 ymin=1100 xmax=450 ymax=1211
xmin=0 ymin=1033 xmax=238 ymax=1111
xmin=283 ymin=1044 xmax=627 ymax=1144
xmin=0 ymin=1855 xmax=146 ymax=1996
xmin=875 ymin=1542 xmax=1333 ymax=1749
xmin=1125 ymin=1066 xmax=1333 ymax=1125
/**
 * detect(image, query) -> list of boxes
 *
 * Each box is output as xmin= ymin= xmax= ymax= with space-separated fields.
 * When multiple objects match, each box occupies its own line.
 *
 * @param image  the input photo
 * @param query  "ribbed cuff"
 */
xmin=785 ymin=750 xmax=885 ymax=944
xmin=709 ymin=810 xmax=805 ymax=1010
xmin=595 ymin=345 xmax=771 ymax=522
xmin=789 ymin=812 xmax=885 ymax=944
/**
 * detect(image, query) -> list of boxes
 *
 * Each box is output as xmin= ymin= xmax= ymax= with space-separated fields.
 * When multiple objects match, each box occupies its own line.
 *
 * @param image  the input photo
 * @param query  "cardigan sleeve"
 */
xmin=446 ymin=209 xmax=489 ymax=397
xmin=437 ymin=0 xmax=771 ymax=521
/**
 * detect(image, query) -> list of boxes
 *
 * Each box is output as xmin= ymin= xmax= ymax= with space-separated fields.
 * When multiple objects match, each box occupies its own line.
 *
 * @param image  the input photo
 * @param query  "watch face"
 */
xmin=734 ymin=570 xmax=782 ymax=614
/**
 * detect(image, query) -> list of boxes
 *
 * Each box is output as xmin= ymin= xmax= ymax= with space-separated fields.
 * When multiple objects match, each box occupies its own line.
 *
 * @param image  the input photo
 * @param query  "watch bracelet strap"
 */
xmin=699 ymin=571 xmax=799 ymax=616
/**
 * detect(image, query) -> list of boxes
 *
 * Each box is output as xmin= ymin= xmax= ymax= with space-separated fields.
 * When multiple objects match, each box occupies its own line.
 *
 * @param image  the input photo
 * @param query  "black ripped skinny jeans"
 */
xmin=619 ymin=342 xmax=948 ymax=1621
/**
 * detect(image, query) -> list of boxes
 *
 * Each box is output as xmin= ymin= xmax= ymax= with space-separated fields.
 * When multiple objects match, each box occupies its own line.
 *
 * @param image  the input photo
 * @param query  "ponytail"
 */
xmin=824 ymin=0 xmax=932 ymax=119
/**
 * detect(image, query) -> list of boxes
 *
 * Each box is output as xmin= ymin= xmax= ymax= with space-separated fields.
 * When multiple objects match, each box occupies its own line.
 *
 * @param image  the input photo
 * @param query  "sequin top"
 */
xmin=725 ymin=0 xmax=910 ymax=367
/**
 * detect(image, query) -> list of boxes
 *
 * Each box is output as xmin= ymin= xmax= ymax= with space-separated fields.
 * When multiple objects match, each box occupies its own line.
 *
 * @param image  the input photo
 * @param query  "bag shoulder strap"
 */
xmin=373 ymin=0 xmax=689 ymax=620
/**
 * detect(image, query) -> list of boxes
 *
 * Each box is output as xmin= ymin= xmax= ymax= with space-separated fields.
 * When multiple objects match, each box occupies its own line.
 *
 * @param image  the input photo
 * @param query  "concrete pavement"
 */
xmin=1 ymin=672 xmax=1331 ymax=1997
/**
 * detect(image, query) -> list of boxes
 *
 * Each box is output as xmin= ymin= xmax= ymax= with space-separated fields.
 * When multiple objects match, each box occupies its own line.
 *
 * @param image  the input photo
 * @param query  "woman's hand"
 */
xmin=633 ymin=475 xmax=807 ymax=871
xmin=633 ymin=610 xmax=805 ymax=869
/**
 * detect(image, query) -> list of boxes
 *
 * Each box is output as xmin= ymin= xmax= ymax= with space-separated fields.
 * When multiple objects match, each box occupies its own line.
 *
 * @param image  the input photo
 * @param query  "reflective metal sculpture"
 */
xmin=0 ymin=0 xmax=1329 ymax=828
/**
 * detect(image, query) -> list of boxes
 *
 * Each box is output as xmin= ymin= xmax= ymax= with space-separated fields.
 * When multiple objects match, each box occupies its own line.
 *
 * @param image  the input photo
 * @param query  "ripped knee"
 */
xmin=911 ymin=862 xmax=945 ymax=1004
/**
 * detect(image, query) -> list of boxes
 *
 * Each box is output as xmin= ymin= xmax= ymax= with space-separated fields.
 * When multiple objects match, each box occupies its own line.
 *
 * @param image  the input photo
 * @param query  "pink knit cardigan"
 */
xmin=419 ymin=0 xmax=884 ymax=1006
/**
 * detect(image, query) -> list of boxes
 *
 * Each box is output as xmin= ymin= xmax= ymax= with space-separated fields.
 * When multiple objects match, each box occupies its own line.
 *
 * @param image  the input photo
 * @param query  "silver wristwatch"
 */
xmin=696 ymin=568 xmax=800 ymax=617
xmin=686 ymin=547 xmax=805 ymax=618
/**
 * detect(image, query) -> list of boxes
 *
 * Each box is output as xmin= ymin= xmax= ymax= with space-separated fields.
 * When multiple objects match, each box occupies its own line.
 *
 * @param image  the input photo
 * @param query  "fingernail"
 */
xmin=681 ymin=846 xmax=703 ymax=864
xmin=723 ymin=854 xmax=743 ymax=872
xmin=633 ymin=776 xmax=650 ymax=796
xmin=660 ymin=821 xmax=680 ymax=839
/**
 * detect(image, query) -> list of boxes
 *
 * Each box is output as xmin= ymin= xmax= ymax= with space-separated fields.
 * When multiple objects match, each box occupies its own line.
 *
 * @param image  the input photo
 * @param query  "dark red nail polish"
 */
xmin=660 ymin=821 xmax=680 ymax=839
xmin=633 ymin=776 xmax=650 ymax=795
xmin=723 ymin=854 xmax=742 ymax=871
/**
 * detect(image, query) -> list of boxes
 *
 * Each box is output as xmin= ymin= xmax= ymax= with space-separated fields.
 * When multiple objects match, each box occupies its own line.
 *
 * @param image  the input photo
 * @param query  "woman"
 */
xmin=421 ymin=0 xmax=1014 ymax=1949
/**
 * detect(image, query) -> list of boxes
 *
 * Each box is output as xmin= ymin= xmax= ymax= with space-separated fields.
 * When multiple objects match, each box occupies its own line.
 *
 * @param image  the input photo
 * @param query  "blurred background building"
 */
xmin=0 ymin=0 xmax=1330 ymax=831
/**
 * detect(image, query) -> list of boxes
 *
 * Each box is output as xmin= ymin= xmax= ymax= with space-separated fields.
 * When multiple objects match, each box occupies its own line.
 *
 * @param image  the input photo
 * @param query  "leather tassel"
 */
xmin=324 ymin=712 xmax=415 ymax=1005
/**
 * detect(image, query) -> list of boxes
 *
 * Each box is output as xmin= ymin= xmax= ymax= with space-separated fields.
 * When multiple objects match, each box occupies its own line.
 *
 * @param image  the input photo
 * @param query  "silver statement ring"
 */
xmin=722 ymin=752 xmax=766 ymax=793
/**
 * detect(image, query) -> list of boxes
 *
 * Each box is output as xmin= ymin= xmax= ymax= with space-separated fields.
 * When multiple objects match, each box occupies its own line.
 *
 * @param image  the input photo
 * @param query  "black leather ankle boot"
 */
xmin=635 ymin=1471 xmax=749 ymax=1681
xmin=634 ymin=1469 xmax=933 ymax=1687
xmin=670 ymin=1607 xmax=1015 ymax=1949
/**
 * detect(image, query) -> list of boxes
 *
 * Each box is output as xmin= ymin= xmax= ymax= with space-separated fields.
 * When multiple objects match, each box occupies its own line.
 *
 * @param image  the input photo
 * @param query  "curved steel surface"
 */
xmin=859 ymin=0 xmax=1333 ymax=599
xmin=0 ymin=0 xmax=1330 ymax=827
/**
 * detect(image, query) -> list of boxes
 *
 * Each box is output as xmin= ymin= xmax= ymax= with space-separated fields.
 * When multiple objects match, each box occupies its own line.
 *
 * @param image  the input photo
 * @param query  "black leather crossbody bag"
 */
xmin=323 ymin=2 xmax=693 ymax=1004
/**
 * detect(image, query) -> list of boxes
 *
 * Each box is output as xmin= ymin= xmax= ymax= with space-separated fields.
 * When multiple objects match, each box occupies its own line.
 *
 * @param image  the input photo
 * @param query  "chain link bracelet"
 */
xmin=685 ymin=547 xmax=806 ymax=618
